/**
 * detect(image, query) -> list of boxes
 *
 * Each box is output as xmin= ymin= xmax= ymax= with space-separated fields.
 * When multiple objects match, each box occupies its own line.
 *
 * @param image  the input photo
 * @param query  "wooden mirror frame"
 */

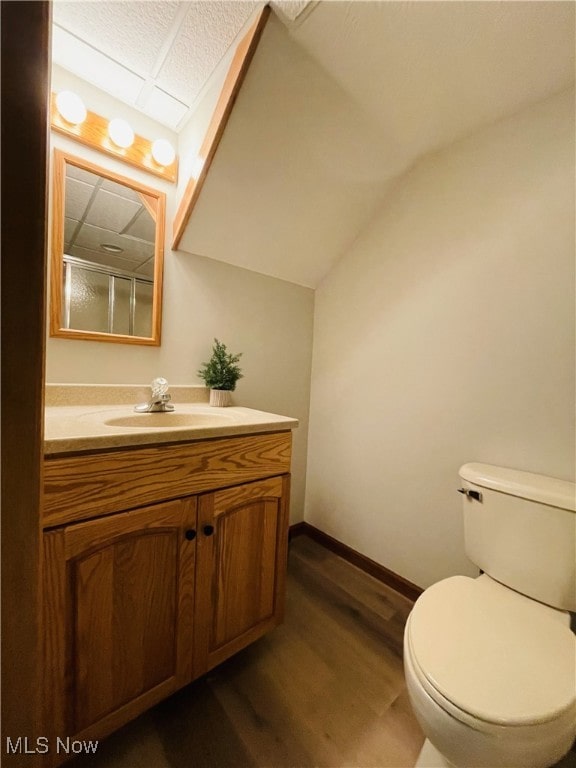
xmin=50 ymin=149 xmax=165 ymax=345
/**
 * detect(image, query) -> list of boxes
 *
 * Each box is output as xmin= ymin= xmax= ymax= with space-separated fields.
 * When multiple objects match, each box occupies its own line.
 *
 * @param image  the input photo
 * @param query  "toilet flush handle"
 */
xmin=457 ymin=488 xmax=483 ymax=502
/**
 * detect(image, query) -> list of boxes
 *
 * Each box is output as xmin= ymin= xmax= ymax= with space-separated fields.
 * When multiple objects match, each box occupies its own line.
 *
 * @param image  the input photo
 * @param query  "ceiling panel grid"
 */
xmin=53 ymin=0 xmax=260 ymax=129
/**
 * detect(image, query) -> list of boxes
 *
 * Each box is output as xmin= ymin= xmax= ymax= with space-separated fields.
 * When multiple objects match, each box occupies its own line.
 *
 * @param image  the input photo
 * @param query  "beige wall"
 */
xmin=305 ymin=89 xmax=575 ymax=588
xmin=47 ymin=83 xmax=314 ymax=523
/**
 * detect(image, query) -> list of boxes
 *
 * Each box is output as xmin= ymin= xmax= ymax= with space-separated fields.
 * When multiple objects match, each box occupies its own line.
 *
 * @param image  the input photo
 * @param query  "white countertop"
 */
xmin=44 ymin=403 xmax=299 ymax=455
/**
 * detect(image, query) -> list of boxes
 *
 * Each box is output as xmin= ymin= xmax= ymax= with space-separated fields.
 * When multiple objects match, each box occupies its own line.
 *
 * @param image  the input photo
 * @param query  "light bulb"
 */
xmin=108 ymin=118 xmax=134 ymax=149
xmin=151 ymin=139 xmax=176 ymax=167
xmin=56 ymin=91 xmax=87 ymax=125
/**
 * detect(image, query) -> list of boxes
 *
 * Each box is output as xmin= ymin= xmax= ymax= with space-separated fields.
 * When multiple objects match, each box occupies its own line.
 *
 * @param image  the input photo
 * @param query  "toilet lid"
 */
xmin=408 ymin=576 xmax=576 ymax=725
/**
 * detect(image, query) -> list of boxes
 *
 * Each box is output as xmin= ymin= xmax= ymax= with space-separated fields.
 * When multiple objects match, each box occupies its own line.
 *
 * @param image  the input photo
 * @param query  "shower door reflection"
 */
xmin=63 ymin=257 xmax=154 ymax=337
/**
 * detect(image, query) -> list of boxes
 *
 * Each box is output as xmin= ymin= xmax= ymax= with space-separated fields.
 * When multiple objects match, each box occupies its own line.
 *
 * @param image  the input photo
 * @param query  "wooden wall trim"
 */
xmin=288 ymin=521 xmax=308 ymax=539
xmin=172 ymin=6 xmax=270 ymax=250
xmin=1 ymin=0 xmax=50 ymax=758
xmin=289 ymin=523 xmax=423 ymax=602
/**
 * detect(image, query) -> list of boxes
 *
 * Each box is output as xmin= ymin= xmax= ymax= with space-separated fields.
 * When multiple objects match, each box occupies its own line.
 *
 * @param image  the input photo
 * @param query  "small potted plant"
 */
xmin=197 ymin=338 xmax=243 ymax=407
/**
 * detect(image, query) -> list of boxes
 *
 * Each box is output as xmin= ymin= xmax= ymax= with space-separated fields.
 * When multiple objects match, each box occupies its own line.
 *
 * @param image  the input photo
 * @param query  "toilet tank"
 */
xmin=459 ymin=463 xmax=576 ymax=612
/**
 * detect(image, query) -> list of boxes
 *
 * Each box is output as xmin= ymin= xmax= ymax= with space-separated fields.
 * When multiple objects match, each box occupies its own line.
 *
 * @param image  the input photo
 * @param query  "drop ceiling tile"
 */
xmin=100 ymin=178 xmax=141 ymax=202
xmin=68 ymin=245 xmax=108 ymax=264
xmin=66 ymin=165 xmax=99 ymax=186
xmin=52 ymin=26 xmax=145 ymax=104
xmin=134 ymin=258 xmax=156 ymax=278
xmin=74 ymin=224 xmax=125 ymax=254
xmin=126 ymin=210 xmax=156 ymax=243
xmin=52 ymin=0 xmax=259 ymax=131
xmin=85 ymin=190 xmax=141 ymax=234
xmin=143 ymin=87 xmax=189 ymax=128
xmin=65 ymin=177 xmax=94 ymax=220
xmin=52 ymin=0 xmax=181 ymax=76
xmin=64 ymin=217 xmax=78 ymax=248
xmin=156 ymin=2 xmax=257 ymax=105
xmin=70 ymin=246 xmax=152 ymax=275
xmin=76 ymin=223 xmax=155 ymax=262
xmin=96 ymin=252 xmax=153 ymax=274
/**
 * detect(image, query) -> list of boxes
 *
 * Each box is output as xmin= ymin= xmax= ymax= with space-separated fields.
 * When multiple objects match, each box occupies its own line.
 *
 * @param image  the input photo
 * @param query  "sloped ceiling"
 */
xmin=177 ymin=1 xmax=575 ymax=288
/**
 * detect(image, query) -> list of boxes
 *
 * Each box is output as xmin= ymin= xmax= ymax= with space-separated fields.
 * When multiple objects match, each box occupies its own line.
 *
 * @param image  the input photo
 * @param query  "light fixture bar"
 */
xmin=50 ymin=93 xmax=178 ymax=184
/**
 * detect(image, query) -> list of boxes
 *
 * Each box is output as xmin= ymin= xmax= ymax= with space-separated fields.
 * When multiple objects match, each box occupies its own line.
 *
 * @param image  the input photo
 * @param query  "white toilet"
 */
xmin=404 ymin=463 xmax=576 ymax=768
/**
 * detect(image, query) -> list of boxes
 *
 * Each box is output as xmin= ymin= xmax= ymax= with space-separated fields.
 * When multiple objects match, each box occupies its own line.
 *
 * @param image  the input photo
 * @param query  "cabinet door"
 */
xmin=42 ymin=497 xmax=197 ymax=746
xmin=194 ymin=475 xmax=290 ymax=674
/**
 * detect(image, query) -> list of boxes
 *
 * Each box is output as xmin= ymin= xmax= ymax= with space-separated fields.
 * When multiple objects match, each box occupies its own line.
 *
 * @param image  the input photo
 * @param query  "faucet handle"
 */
xmin=151 ymin=377 xmax=169 ymax=397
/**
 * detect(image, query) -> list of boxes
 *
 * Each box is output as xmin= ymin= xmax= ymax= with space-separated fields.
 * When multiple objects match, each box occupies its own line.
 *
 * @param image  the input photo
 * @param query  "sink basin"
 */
xmin=104 ymin=412 xmax=234 ymax=429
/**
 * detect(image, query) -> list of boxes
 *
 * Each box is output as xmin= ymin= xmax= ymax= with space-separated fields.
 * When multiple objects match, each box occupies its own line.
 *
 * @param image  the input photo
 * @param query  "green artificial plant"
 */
xmin=197 ymin=338 xmax=243 ymax=391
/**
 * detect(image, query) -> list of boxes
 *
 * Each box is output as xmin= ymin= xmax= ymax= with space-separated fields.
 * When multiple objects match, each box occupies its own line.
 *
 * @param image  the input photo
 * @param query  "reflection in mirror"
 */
xmin=50 ymin=150 xmax=165 ymax=345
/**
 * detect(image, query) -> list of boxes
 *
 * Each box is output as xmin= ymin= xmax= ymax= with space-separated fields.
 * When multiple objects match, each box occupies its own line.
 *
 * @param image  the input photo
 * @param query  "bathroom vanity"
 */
xmin=41 ymin=389 xmax=297 ymax=764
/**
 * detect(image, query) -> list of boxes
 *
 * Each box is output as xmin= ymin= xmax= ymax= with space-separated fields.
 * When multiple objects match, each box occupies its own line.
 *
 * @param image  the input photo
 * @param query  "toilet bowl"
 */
xmin=404 ymin=575 xmax=576 ymax=768
xmin=403 ymin=464 xmax=576 ymax=768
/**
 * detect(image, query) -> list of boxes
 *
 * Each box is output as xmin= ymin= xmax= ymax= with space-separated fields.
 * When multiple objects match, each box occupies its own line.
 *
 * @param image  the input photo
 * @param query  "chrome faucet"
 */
xmin=134 ymin=377 xmax=175 ymax=413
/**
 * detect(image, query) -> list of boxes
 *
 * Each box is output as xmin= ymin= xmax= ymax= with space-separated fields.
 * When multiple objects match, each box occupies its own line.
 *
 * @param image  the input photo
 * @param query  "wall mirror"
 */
xmin=50 ymin=149 xmax=165 ymax=345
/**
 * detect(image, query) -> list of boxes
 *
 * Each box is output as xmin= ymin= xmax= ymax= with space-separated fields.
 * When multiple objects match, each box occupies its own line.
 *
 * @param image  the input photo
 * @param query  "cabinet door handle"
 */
xmin=185 ymin=529 xmax=197 ymax=541
xmin=203 ymin=524 xmax=215 ymax=537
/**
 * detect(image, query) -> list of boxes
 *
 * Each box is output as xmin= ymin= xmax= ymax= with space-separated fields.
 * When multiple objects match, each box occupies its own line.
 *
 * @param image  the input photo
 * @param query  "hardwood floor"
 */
xmin=68 ymin=535 xmax=424 ymax=768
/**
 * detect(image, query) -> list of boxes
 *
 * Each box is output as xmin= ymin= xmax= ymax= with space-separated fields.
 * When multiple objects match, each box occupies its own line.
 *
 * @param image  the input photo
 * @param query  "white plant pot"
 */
xmin=209 ymin=389 xmax=232 ymax=407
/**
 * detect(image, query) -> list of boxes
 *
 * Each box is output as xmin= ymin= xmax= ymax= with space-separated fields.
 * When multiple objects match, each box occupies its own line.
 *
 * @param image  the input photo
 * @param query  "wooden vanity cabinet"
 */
xmin=41 ymin=432 xmax=291 ymax=764
xmin=42 ymin=497 xmax=198 ymax=744
xmin=194 ymin=475 xmax=289 ymax=673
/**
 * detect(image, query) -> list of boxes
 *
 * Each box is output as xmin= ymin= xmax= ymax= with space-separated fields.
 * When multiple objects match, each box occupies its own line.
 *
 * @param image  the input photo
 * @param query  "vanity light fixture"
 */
xmin=108 ymin=118 xmax=135 ymax=149
xmin=55 ymin=90 xmax=87 ymax=125
xmin=151 ymin=139 xmax=176 ymax=168
xmin=51 ymin=93 xmax=178 ymax=183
